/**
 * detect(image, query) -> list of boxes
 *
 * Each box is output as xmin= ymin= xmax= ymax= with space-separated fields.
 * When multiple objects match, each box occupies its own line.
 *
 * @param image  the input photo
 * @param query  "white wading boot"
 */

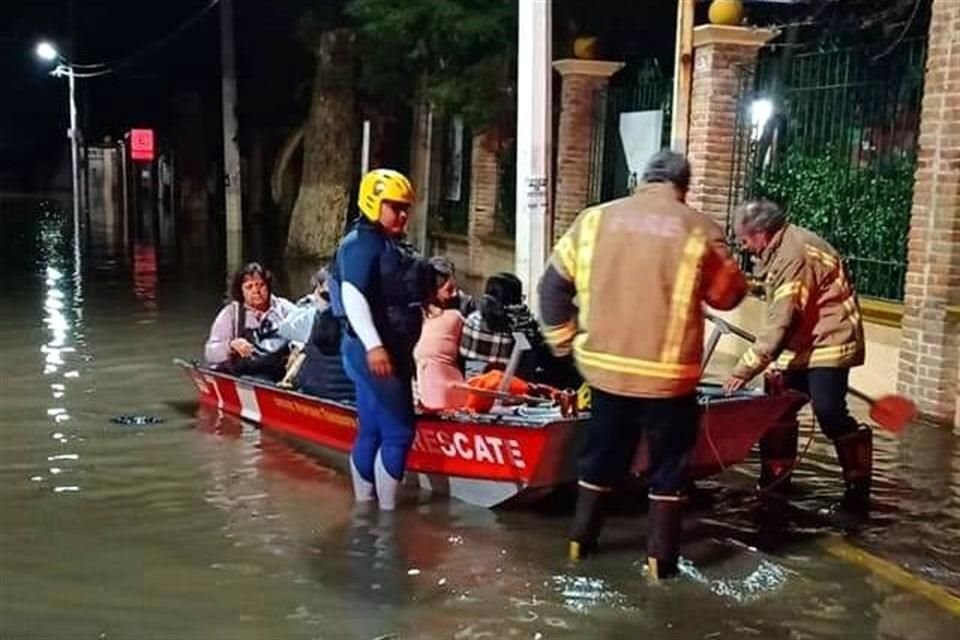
xmin=350 ymin=454 xmax=374 ymax=502
xmin=374 ymin=449 xmax=401 ymax=511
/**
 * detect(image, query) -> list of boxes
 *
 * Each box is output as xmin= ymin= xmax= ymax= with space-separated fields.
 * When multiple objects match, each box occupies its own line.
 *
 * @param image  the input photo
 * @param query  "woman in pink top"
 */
xmin=414 ymin=258 xmax=469 ymax=411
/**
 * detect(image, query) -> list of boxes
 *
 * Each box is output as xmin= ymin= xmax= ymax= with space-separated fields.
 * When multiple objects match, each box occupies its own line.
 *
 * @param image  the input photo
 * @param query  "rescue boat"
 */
xmin=175 ymin=358 xmax=806 ymax=508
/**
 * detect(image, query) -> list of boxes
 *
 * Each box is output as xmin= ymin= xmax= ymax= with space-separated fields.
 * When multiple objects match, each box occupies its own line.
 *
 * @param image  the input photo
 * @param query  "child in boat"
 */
xmin=413 ymin=258 xmax=470 ymax=411
xmin=459 ymin=273 xmax=581 ymax=390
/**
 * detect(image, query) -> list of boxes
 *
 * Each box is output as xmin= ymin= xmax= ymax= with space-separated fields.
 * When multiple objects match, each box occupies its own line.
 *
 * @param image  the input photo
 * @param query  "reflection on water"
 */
xmin=33 ymin=206 xmax=88 ymax=496
xmin=1 ymin=199 xmax=959 ymax=639
xmin=132 ymin=243 xmax=159 ymax=312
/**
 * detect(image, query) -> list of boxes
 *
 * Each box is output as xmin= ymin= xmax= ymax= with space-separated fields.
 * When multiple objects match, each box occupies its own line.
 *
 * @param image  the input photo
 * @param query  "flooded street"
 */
xmin=1 ymin=201 xmax=959 ymax=639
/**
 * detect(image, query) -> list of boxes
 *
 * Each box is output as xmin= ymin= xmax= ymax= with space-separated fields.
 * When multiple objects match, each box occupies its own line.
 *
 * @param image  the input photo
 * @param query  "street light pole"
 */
xmin=35 ymin=40 xmax=84 ymax=282
xmin=220 ymin=0 xmax=243 ymax=272
xmin=67 ymin=64 xmax=81 ymax=247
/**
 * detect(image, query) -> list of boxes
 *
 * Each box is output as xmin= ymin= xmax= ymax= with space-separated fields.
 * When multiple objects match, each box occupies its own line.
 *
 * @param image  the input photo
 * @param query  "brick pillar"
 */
xmin=686 ymin=25 xmax=776 ymax=226
xmin=898 ymin=0 xmax=960 ymax=428
xmin=552 ymin=59 xmax=623 ymax=241
xmin=467 ymin=131 xmax=500 ymax=275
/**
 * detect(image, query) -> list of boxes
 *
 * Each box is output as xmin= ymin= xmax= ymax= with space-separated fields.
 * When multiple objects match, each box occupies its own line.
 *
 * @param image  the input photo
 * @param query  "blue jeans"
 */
xmin=341 ymin=335 xmax=415 ymax=482
xmin=782 ymin=367 xmax=859 ymax=440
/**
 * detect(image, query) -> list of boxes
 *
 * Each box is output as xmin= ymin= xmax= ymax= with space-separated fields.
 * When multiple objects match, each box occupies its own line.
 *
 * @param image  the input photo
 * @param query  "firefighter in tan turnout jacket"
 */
xmin=723 ymin=200 xmax=871 ymax=511
xmin=539 ymin=151 xmax=748 ymax=579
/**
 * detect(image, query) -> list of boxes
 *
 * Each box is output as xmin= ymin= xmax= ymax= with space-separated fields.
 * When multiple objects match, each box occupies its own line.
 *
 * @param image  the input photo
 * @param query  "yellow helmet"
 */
xmin=357 ymin=169 xmax=416 ymax=222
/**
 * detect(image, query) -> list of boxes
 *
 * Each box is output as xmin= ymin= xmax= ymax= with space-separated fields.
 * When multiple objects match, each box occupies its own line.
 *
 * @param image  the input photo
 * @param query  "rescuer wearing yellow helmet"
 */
xmin=329 ymin=169 xmax=429 ymax=510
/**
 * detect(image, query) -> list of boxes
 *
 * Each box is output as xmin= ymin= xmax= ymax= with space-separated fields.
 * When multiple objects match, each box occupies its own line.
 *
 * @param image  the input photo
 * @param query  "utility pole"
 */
xmin=514 ymin=0 xmax=553 ymax=307
xmin=220 ymin=0 xmax=243 ymax=270
xmin=67 ymin=66 xmax=80 ymax=246
xmin=671 ymin=0 xmax=695 ymax=153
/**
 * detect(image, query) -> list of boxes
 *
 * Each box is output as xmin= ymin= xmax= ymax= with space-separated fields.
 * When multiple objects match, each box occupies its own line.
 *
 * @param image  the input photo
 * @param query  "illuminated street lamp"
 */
xmin=34 ymin=40 xmax=82 ymax=251
xmin=35 ymin=41 xmax=59 ymax=62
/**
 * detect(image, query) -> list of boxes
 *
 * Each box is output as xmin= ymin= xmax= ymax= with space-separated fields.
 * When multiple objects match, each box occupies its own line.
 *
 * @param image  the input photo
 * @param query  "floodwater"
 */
xmin=1 ymin=200 xmax=959 ymax=640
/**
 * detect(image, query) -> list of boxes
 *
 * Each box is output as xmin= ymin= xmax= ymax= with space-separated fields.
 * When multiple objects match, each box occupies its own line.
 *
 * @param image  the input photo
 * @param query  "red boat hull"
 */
xmin=177 ymin=361 xmax=806 ymax=507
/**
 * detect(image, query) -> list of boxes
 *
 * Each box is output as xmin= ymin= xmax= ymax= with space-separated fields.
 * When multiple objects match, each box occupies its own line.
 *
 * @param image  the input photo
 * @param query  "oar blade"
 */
xmin=869 ymin=395 xmax=917 ymax=434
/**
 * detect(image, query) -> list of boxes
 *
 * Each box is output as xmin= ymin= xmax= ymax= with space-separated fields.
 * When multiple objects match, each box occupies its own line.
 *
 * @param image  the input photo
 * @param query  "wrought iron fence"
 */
xmin=588 ymin=60 xmax=672 ymax=205
xmin=435 ymin=118 xmax=471 ymax=235
xmin=728 ymin=38 xmax=927 ymax=301
xmin=496 ymin=139 xmax=517 ymax=237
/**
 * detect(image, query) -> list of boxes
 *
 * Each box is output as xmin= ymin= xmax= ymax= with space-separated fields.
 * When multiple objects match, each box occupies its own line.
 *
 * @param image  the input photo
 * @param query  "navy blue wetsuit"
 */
xmin=330 ymin=219 xmax=426 ymax=485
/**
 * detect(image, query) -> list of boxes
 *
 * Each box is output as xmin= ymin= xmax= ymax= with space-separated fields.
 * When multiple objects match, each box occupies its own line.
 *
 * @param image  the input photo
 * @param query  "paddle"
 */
xmin=704 ymin=312 xmax=917 ymax=433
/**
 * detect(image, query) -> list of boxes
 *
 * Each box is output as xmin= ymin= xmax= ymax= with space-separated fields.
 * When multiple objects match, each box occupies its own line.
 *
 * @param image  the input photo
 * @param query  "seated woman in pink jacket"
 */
xmin=413 ymin=258 xmax=470 ymax=411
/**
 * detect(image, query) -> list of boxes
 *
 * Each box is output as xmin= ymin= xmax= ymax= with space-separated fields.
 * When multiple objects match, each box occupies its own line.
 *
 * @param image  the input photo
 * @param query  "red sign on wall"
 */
xmin=129 ymin=128 xmax=155 ymax=162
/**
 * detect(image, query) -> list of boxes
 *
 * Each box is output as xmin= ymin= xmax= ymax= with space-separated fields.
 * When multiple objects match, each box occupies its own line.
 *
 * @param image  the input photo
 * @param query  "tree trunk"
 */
xmin=271 ymin=125 xmax=304 ymax=209
xmin=286 ymin=28 xmax=358 ymax=259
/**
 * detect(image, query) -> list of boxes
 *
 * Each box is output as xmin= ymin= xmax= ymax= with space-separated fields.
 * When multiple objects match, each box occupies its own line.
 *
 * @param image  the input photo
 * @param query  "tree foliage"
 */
xmin=754 ymin=146 xmax=915 ymax=300
xmin=346 ymin=0 xmax=516 ymax=128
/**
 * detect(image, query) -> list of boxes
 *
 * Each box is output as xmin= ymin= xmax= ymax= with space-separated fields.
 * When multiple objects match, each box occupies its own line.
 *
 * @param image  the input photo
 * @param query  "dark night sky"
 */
xmin=0 ymin=0 xmax=310 ymax=192
xmin=4 ymin=0 xmax=902 ymax=195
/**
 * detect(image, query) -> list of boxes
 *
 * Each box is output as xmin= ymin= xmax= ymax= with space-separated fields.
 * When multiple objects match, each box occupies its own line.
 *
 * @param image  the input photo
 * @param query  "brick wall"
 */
xmin=687 ymin=41 xmax=761 ymax=227
xmin=554 ymin=74 xmax=605 ymax=241
xmin=466 ymin=131 xmax=501 ymax=275
xmin=552 ymin=60 xmax=622 ymax=242
xmin=898 ymin=0 xmax=960 ymax=427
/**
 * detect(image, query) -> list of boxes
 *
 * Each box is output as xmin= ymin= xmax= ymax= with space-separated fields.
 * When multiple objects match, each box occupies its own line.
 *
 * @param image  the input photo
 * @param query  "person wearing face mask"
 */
xmin=426 ymin=256 xmax=477 ymax=316
xmin=328 ymin=169 xmax=431 ymax=511
xmin=204 ymin=262 xmax=296 ymax=370
xmin=413 ymin=258 xmax=470 ymax=411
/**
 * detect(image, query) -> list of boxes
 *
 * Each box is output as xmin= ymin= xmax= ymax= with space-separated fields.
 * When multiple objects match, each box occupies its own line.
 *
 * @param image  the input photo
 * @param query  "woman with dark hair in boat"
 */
xmin=204 ymin=262 xmax=296 ymax=368
xmin=426 ymin=256 xmax=477 ymax=316
xmin=329 ymin=169 xmax=431 ymax=511
xmin=413 ymin=257 xmax=471 ymax=411
xmin=459 ymin=273 xmax=581 ymax=390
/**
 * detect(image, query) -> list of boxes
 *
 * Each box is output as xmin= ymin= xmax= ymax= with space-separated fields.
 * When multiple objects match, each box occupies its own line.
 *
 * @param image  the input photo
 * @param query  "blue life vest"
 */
xmin=329 ymin=218 xmax=429 ymax=364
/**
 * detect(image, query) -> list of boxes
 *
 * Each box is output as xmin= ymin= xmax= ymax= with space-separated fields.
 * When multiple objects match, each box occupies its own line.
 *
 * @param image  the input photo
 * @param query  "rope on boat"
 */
xmin=702 ymin=400 xmax=817 ymax=497
xmin=111 ymin=415 xmax=165 ymax=426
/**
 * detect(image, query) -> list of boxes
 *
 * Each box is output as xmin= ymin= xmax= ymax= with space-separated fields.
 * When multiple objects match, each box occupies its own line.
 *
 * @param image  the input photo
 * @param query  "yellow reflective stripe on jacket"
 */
xmin=806 ymin=245 xmax=838 ymax=270
xmin=574 ymin=207 xmax=603 ymax=331
xmin=773 ymin=280 xmax=809 ymax=308
xmin=553 ymin=234 xmax=577 ymax=280
xmin=575 ymin=336 xmax=701 ymax=380
xmin=843 ymin=296 xmax=861 ymax=325
xmin=542 ymin=320 xmax=577 ymax=348
xmin=777 ymin=342 xmax=861 ymax=367
xmin=661 ymin=228 xmax=707 ymax=363
xmin=741 ymin=347 xmax=763 ymax=368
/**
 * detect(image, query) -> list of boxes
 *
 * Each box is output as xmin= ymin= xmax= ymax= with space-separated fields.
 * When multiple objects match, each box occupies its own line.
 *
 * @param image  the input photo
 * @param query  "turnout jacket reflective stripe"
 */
xmin=538 ymin=182 xmax=748 ymax=398
xmin=732 ymin=224 xmax=865 ymax=380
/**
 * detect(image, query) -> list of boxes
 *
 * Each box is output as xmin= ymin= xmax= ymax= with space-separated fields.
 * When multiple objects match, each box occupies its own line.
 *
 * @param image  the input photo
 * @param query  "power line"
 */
xmin=762 ymin=0 xmax=925 ymax=38
xmin=871 ymin=0 xmax=923 ymax=60
xmin=65 ymin=0 xmax=221 ymax=78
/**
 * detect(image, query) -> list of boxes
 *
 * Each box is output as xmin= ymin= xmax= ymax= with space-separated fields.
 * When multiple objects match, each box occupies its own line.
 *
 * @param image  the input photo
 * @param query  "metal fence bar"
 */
xmin=588 ymin=60 xmax=672 ymax=205
xmin=733 ymin=37 xmax=927 ymax=301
